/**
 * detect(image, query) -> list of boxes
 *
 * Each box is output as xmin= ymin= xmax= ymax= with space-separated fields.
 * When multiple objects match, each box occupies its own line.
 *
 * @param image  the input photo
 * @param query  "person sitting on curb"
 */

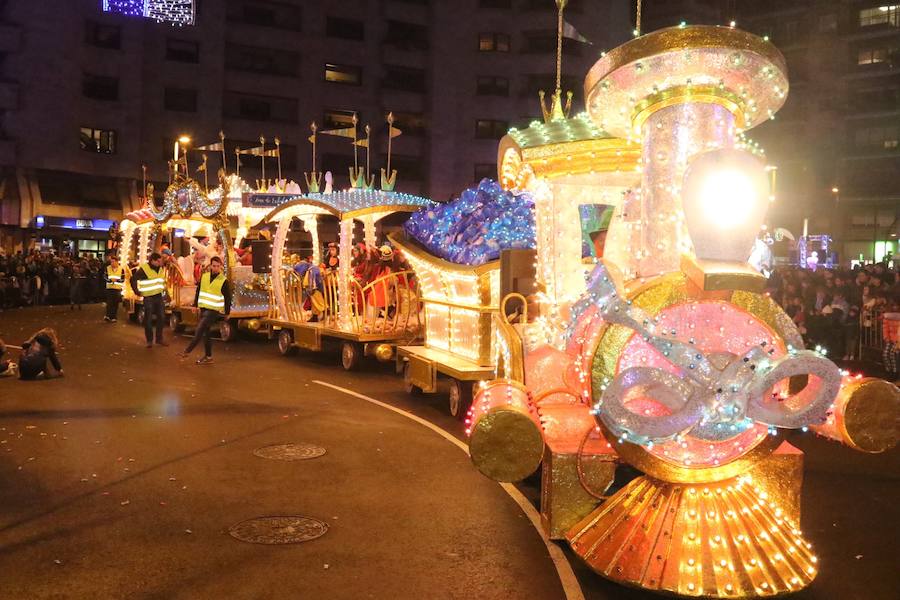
xmin=18 ymin=328 xmax=64 ymax=380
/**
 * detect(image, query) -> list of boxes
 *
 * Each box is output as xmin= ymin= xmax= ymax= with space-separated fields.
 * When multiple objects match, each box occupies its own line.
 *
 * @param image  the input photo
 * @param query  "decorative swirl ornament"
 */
xmin=155 ymin=177 xmax=225 ymax=222
xmin=580 ymin=264 xmax=841 ymax=448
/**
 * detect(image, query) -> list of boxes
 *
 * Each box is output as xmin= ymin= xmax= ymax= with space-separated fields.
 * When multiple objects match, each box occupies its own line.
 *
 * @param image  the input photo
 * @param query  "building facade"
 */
xmin=636 ymin=0 xmax=899 ymax=265
xmin=0 ymin=0 xmax=630 ymax=254
xmin=735 ymin=0 xmax=900 ymax=265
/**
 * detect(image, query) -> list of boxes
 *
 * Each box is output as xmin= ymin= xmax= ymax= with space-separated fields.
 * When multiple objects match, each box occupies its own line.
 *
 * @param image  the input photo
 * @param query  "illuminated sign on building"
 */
xmin=101 ymin=1 xmax=195 ymax=26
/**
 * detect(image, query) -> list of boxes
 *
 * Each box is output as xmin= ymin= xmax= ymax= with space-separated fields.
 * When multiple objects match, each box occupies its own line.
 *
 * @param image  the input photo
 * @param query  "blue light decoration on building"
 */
xmin=102 ymin=0 xmax=143 ymax=17
xmin=404 ymin=179 xmax=536 ymax=266
xmin=102 ymin=0 xmax=195 ymax=26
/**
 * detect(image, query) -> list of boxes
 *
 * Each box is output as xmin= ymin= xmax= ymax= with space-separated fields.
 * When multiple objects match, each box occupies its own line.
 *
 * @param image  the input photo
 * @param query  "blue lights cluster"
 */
xmin=102 ymin=0 xmax=195 ymax=26
xmin=404 ymin=179 xmax=535 ymax=266
xmin=102 ymin=0 xmax=143 ymax=17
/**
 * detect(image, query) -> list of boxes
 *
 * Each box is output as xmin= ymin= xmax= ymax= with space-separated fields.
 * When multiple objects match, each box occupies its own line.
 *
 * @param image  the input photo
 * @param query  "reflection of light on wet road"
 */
xmin=158 ymin=393 xmax=181 ymax=417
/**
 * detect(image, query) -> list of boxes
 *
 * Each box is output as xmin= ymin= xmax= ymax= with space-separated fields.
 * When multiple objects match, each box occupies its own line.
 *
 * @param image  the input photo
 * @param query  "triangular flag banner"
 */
xmin=354 ymin=139 xmax=369 ymax=148
xmin=308 ymin=134 xmax=316 ymax=143
xmin=196 ymin=162 xmax=206 ymax=172
xmin=389 ymin=126 xmax=402 ymax=139
xmin=238 ymin=146 xmax=266 ymax=156
xmin=195 ymin=141 xmax=224 ymax=151
xmin=320 ymin=126 xmax=356 ymax=139
xmin=262 ymin=148 xmax=279 ymax=157
xmin=562 ymin=19 xmax=591 ymax=44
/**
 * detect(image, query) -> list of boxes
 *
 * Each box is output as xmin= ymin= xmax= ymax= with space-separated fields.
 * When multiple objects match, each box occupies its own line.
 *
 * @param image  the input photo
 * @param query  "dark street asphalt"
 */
xmin=0 ymin=305 xmax=898 ymax=600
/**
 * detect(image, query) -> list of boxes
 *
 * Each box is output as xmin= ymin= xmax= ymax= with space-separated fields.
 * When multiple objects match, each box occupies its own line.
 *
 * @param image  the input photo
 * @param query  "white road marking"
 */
xmin=313 ymin=379 xmax=585 ymax=600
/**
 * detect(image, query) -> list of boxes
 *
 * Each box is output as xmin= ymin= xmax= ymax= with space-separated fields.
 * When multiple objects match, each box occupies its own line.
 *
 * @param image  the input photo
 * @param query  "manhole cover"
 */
xmin=252 ymin=443 xmax=326 ymax=461
xmin=228 ymin=516 xmax=329 ymax=545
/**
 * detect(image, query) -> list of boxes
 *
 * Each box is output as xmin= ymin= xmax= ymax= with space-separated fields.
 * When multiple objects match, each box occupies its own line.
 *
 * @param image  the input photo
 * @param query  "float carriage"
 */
xmin=391 ymin=107 xmax=641 ymax=418
xmin=118 ymin=171 xmax=270 ymax=341
xmin=395 ymin=23 xmax=899 ymax=599
xmin=253 ymin=187 xmax=434 ymax=370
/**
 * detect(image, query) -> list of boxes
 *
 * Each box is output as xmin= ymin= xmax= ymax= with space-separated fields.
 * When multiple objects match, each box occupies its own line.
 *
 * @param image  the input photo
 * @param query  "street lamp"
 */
xmin=173 ymin=135 xmax=192 ymax=161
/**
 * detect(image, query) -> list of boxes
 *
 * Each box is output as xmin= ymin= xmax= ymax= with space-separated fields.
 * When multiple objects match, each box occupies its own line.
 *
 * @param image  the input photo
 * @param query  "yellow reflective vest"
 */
xmin=137 ymin=264 xmax=166 ymax=297
xmin=106 ymin=265 xmax=124 ymax=290
xmin=197 ymin=271 xmax=227 ymax=313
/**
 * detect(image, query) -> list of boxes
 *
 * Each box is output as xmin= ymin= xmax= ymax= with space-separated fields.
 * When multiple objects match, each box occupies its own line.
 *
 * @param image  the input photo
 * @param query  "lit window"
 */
xmin=80 ymin=127 xmax=116 ymax=154
xmin=323 ymin=109 xmax=357 ymax=129
xmin=858 ymin=47 xmax=889 ymax=64
xmin=859 ymin=5 xmax=900 ymax=27
xmin=325 ymin=63 xmax=362 ymax=85
xmin=479 ymin=32 xmax=510 ymax=52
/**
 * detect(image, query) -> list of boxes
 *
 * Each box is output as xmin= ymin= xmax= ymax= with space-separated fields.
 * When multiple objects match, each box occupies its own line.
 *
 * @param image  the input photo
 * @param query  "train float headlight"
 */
xmin=682 ymin=149 xmax=769 ymax=265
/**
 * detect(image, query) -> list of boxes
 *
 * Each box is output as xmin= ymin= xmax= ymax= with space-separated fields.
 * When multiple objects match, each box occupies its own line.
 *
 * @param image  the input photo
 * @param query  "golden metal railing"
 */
xmin=320 ymin=270 xmax=420 ymax=335
xmin=274 ymin=268 xmax=422 ymax=336
xmin=164 ymin=262 xmax=187 ymax=307
xmin=495 ymin=293 xmax=528 ymax=383
xmin=284 ymin=269 xmax=310 ymax=323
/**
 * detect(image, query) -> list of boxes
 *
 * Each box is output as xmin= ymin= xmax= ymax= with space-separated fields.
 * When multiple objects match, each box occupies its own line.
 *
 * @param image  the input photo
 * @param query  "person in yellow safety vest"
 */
xmin=177 ymin=255 xmax=231 ymax=365
xmin=130 ymin=252 xmax=168 ymax=348
xmin=103 ymin=255 xmax=124 ymax=323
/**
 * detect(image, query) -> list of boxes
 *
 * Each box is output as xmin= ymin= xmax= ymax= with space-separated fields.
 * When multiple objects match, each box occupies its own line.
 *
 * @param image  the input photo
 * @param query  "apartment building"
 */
xmin=736 ymin=0 xmax=900 ymax=263
xmin=0 ymin=0 xmax=630 ymax=253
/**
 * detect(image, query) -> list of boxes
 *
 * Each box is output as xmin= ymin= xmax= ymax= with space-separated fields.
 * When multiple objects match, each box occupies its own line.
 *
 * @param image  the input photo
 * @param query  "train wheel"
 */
xmin=219 ymin=318 xmax=237 ymax=343
xmin=277 ymin=330 xmax=297 ymax=356
xmin=448 ymin=379 xmax=473 ymax=420
xmin=341 ymin=342 xmax=361 ymax=371
xmin=169 ymin=312 xmax=184 ymax=333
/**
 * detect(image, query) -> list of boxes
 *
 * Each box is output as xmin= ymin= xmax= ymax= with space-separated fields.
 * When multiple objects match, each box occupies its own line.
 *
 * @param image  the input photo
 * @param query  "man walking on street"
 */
xmin=131 ymin=252 xmax=168 ymax=348
xmin=104 ymin=255 xmax=124 ymax=322
xmin=178 ymin=255 xmax=230 ymax=365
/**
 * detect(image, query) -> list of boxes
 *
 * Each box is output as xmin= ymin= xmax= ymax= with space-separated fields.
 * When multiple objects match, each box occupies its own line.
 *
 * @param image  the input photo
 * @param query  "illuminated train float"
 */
xmin=118 ymin=167 xmax=270 ymax=341
xmin=398 ymin=25 xmax=899 ymax=598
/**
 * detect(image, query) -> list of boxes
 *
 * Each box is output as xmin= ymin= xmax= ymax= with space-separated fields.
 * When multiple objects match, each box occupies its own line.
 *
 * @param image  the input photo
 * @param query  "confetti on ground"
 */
xmin=120 ymin=500 xmax=130 ymax=506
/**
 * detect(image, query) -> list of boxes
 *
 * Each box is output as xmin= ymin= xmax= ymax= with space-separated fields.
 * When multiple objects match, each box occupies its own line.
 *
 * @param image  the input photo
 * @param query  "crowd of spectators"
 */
xmin=0 ymin=249 xmax=108 ymax=309
xmin=768 ymin=262 xmax=900 ymax=363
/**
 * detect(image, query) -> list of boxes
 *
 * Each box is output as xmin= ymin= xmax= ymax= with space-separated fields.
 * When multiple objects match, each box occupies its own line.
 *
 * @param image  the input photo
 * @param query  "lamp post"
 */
xmin=831 ymin=187 xmax=839 ymax=265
